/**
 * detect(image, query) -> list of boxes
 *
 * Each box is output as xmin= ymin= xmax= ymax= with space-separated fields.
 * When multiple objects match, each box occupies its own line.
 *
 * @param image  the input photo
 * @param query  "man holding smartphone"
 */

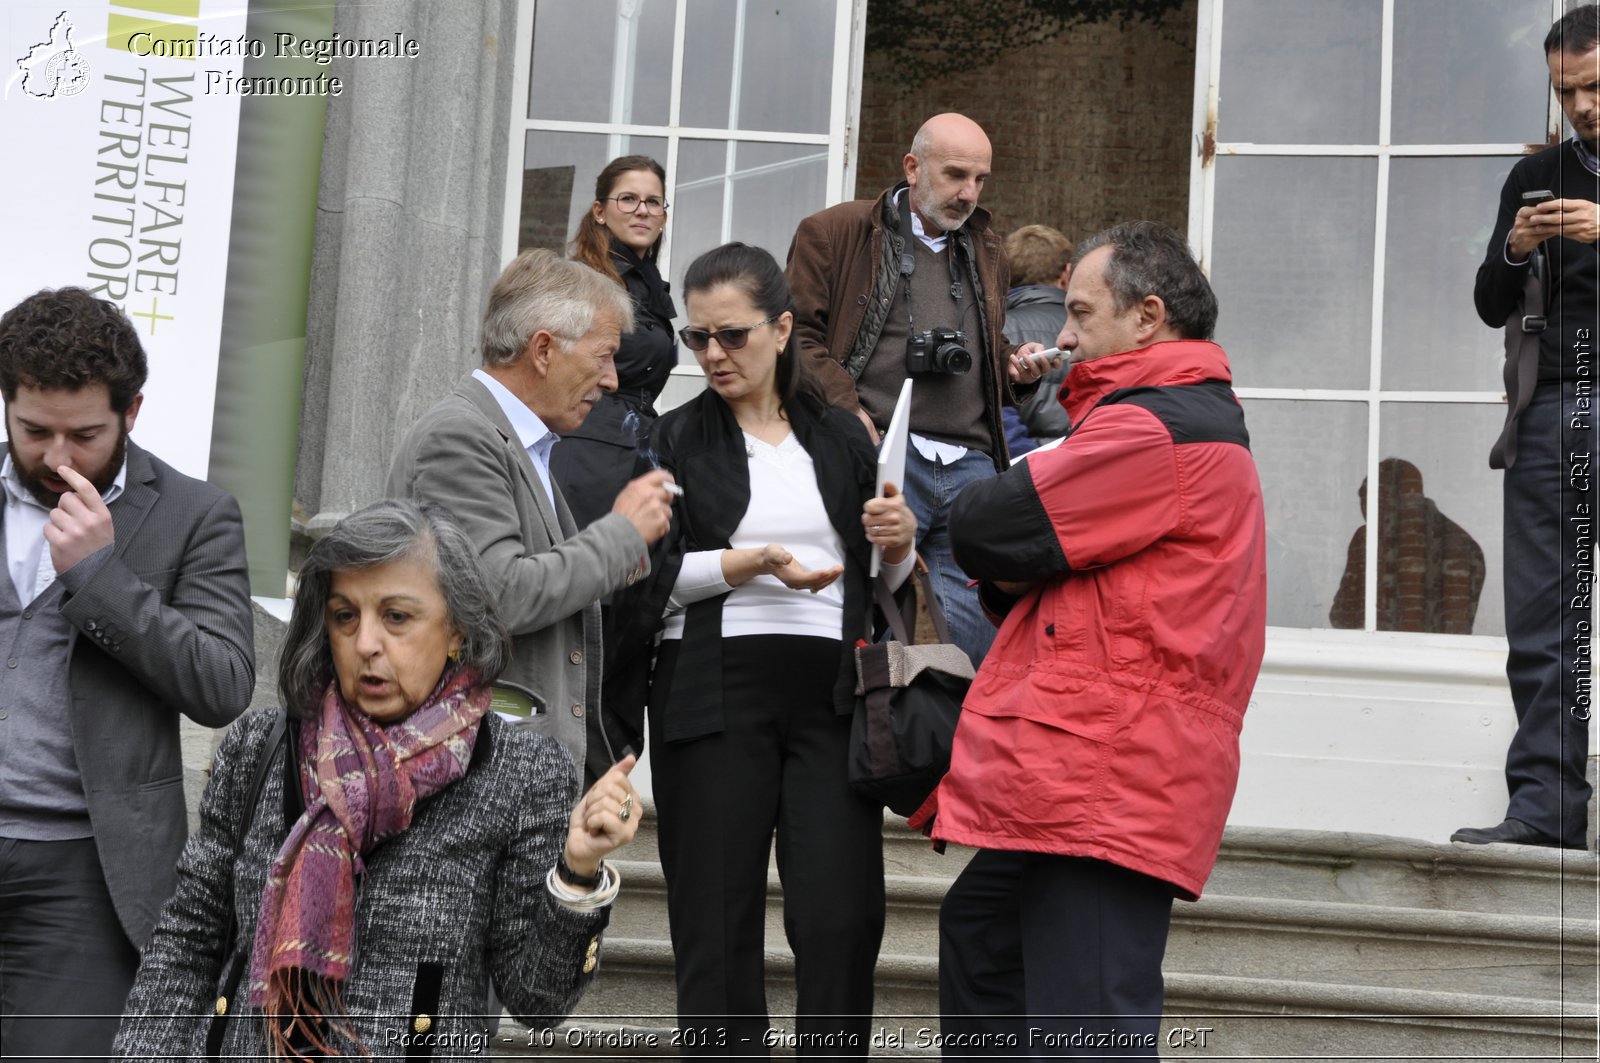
xmin=1458 ymin=5 xmax=1600 ymax=850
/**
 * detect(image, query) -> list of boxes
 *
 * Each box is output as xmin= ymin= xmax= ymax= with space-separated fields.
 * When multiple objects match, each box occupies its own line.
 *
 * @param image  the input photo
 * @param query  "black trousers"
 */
xmin=938 ymin=850 xmax=1174 ymax=1061
xmin=651 ymin=635 xmax=885 ymax=1059
xmin=0 ymin=836 xmax=141 ymax=1061
xmin=1503 ymin=383 xmax=1594 ymax=846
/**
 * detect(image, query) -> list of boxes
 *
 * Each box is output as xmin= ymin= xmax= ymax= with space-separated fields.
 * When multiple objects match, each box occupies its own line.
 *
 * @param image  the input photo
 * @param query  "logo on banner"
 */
xmin=16 ymin=10 xmax=90 ymax=99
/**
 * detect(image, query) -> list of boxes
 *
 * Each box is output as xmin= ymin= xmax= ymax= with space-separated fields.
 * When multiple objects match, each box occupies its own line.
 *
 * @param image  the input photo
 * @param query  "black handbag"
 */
xmin=848 ymin=558 xmax=975 ymax=816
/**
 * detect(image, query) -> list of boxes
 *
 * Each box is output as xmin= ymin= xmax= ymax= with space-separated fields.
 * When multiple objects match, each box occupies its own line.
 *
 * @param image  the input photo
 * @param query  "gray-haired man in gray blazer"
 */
xmin=388 ymin=249 xmax=675 ymax=787
xmin=0 ymin=288 xmax=255 ymax=1059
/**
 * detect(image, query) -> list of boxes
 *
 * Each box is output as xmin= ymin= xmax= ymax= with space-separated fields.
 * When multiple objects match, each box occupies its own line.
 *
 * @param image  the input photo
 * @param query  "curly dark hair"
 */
xmin=0 ymin=288 xmax=148 ymax=413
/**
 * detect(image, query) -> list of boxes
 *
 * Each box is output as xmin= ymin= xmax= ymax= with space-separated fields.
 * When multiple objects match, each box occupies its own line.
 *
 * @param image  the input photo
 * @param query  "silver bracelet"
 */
xmin=545 ymin=861 xmax=621 ymax=910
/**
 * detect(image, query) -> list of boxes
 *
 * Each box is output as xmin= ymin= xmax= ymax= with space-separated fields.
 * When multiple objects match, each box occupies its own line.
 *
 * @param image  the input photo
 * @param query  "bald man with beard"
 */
xmin=786 ymin=113 xmax=1051 ymax=667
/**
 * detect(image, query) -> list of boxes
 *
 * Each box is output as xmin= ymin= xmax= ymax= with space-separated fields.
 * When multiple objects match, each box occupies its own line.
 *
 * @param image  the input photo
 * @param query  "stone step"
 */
xmin=493 ymin=943 xmax=1596 ymax=1060
xmin=607 ymin=858 xmax=1597 ymax=1001
xmin=627 ymin=807 xmax=1600 ymax=919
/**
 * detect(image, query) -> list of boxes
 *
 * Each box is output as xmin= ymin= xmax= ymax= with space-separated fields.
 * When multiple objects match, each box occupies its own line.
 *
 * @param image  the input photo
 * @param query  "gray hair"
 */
xmin=1073 ymin=221 xmax=1219 ymax=341
xmin=278 ymin=499 xmax=511 ymax=717
xmin=480 ymin=248 xmax=634 ymax=367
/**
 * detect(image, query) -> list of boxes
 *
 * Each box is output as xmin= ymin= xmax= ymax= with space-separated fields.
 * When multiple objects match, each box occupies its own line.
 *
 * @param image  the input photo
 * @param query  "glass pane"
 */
xmin=667 ymin=139 xmax=829 ymax=297
xmin=516 ymin=131 xmax=669 ymax=255
xmin=681 ymin=0 xmax=836 ymax=134
xmin=1218 ymin=0 xmax=1381 ymax=144
xmin=1211 ymin=157 xmax=1377 ymax=389
xmin=528 ymin=0 xmax=676 ymax=126
xmin=1354 ymin=403 xmax=1506 ymax=635
xmin=1382 ymin=156 xmax=1517 ymax=391
xmin=1243 ymin=399 xmax=1369 ymax=629
xmin=1392 ymin=0 xmax=1551 ymax=144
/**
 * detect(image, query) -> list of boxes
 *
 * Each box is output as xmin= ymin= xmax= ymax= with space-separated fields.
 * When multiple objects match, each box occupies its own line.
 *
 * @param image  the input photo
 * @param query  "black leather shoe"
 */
xmin=1450 ymin=818 xmax=1571 ymax=848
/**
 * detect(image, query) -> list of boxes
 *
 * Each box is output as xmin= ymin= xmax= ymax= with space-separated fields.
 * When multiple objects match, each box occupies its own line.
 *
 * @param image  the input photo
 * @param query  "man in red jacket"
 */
xmin=931 ymin=221 xmax=1267 ymax=1057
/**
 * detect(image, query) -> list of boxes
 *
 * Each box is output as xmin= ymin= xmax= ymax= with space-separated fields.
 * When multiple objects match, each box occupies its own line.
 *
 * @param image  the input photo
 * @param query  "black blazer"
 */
xmin=614 ymin=390 xmax=880 ymax=744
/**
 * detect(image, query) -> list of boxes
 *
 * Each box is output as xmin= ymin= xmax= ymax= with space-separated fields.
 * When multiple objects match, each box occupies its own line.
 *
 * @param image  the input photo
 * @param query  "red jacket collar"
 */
xmin=1061 ymin=340 xmax=1234 ymax=423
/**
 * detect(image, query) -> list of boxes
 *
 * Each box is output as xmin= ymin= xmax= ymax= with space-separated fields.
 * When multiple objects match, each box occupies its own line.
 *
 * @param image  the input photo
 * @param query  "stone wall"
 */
xmin=854 ymin=0 xmax=1199 ymax=247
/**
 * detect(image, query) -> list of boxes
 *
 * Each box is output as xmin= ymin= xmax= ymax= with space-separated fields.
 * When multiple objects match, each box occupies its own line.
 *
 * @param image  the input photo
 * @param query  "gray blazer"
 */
xmin=115 ymin=710 xmax=608 ymax=1061
xmin=58 ymin=441 xmax=255 ymax=949
xmin=386 ymin=376 xmax=646 ymax=782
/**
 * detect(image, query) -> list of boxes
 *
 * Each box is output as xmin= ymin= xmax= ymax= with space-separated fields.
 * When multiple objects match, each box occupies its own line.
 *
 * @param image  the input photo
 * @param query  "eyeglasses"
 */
xmin=606 ymin=193 xmax=669 ymax=215
xmin=678 ymin=315 xmax=779 ymax=352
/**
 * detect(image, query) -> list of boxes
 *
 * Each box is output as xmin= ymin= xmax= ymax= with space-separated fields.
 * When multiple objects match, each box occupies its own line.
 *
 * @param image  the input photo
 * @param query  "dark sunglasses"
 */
xmin=677 ymin=314 xmax=778 ymax=352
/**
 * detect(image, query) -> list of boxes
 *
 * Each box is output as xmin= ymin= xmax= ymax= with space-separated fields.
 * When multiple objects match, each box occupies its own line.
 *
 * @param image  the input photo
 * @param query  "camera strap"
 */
xmin=897 ymin=189 xmax=966 ymax=339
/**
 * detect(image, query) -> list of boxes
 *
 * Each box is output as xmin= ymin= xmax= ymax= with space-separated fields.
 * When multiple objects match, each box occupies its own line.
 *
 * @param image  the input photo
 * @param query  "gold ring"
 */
xmin=618 ymin=794 xmax=634 ymax=822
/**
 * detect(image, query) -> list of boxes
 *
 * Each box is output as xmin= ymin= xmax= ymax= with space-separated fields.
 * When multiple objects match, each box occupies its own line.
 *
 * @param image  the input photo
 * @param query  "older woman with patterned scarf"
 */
xmin=115 ymin=499 xmax=640 ymax=1060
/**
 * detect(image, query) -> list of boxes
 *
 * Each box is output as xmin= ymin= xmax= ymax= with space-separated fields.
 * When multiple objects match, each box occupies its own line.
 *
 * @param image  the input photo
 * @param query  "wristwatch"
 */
xmin=556 ymin=855 xmax=604 ymax=890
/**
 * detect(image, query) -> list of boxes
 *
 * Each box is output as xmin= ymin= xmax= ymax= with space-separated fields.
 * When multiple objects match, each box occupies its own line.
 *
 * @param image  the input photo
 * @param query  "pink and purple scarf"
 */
xmin=247 ymin=666 xmax=491 ymax=1053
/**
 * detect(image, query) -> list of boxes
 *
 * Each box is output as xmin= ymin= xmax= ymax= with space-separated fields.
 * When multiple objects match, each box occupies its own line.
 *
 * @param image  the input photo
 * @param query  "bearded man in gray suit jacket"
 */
xmin=0 ymin=288 xmax=255 ymax=1059
xmin=388 ymin=250 xmax=675 ymax=787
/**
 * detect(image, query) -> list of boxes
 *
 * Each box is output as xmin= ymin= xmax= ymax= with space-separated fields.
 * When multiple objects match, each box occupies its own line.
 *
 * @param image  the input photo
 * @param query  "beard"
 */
xmin=909 ymin=181 xmax=975 ymax=233
xmin=8 ymin=423 xmax=128 ymax=509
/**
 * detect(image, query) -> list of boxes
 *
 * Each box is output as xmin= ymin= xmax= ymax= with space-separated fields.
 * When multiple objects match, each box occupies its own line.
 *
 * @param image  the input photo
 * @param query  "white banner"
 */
xmin=1 ymin=2 xmax=248 ymax=478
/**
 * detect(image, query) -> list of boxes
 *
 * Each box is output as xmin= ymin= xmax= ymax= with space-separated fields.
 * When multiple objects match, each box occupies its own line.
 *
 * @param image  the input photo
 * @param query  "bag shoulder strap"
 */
xmin=1490 ymin=246 xmax=1547 ymax=470
xmin=869 ymin=555 xmax=953 ymax=646
xmin=237 ymin=708 xmax=287 ymax=854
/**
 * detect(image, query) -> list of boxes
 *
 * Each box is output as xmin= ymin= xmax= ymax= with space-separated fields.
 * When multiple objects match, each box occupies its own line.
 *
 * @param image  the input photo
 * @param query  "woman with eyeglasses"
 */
xmin=553 ymin=154 xmax=678 ymax=531
xmin=619 ymin=243 xmax=915 ymax=1057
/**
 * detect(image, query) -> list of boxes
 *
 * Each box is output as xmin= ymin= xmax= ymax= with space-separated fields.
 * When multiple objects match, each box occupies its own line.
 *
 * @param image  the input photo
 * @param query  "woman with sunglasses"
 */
xmin=621 ymin=243 xmax=915 ymax=1057
xmin=553 ymin=154 xmax=677 ymax=530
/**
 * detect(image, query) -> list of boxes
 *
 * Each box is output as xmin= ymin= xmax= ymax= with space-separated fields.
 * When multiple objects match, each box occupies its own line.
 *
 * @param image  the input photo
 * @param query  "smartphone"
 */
xmin=1522 ymin=189 xmax=1556 ymax=205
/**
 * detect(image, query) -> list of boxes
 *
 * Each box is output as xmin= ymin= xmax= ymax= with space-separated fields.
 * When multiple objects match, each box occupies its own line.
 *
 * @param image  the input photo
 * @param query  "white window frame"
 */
xmin=500 ymin=0 xmax=868 ymax=283
xmin=1188 ymin=0 xmax=1566 ymax=636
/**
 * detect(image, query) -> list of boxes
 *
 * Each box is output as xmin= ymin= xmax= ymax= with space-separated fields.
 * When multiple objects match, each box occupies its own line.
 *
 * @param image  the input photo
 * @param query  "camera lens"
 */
xmin=936 ymin=342 xmax=972 ymax=374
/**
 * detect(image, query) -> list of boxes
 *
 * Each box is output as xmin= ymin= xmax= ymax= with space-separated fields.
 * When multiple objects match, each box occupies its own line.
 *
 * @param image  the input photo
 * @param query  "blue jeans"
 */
xmin=900 ymin=446 xmax=997 ymax=666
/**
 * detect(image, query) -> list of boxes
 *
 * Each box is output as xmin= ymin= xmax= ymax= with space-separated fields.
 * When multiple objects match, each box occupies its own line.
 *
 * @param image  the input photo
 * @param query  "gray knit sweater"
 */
xmin=115 ymin=708 xmax=608 ymax=1061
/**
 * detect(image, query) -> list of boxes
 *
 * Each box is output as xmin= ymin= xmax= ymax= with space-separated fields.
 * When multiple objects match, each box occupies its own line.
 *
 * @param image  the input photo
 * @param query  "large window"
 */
xmin=503 ymin=0 xmax=865 ymax=298
xmin=1191 ymin=0 xmax=1563 ymax=635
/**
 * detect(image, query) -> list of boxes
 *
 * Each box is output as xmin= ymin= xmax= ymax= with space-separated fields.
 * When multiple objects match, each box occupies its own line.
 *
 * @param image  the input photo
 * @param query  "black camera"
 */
xmin=906 ymin=326 xmax=972 ymax=375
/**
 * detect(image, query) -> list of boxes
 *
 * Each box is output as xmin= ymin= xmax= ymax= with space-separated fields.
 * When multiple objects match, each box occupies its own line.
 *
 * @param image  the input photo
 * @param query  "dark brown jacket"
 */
xmin=784 ymin=184 xmax=1029 ymax=468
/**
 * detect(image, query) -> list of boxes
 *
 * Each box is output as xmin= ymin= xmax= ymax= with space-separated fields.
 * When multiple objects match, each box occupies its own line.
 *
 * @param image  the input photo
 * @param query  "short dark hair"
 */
xmin=278 ymin=499 xmax=511 ymax=717
xmin=681 ymin=242 xmax=823 ymax=407
xmin=0 ymin=287 xmax=148 ymax=412
xmin=1073 ymin=221 xmax=1218 ymax=341
xmin=1547 ymin=4 xmax=1600 ymax=55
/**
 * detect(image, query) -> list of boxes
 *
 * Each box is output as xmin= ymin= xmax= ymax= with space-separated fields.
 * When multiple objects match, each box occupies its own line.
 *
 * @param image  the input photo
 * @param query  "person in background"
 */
xmin=554 ymin=154 xmax=678 ymax=529
xmin=625 ymin=243 xmax=916 ymax=1057
xmin=1003 ymin=223 xmax=1075 ymax=443
xmin=1454 ymin=4 xmax=1599 ymax=851
xmin=0 ymin=287 xmax=255 ymax=1059
xmin=786 ymin=112 xmax=1055 ymax=668
xmin=116 ymin=500 xmax=641 ymax=1060
xmin=553 ymin=155 xmax=680 ymax=760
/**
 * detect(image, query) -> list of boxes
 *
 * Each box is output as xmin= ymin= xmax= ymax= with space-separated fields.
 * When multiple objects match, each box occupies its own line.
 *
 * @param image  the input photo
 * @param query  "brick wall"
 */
xmin=854 ymin=0 xmax=1199 ymax=249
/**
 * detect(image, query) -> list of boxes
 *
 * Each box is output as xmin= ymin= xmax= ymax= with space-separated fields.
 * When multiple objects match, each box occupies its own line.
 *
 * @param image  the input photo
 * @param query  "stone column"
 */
xmin=295 ymin=0 xmax=519 ymax=528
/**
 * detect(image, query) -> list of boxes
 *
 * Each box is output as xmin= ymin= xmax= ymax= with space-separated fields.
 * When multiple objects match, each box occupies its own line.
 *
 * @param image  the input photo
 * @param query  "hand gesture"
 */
xmin=611 ymin=469 xmax=677 ymax=545
xmin=759 ymin=543 xmax=844 ymax=593
xmin=862 ymin=481 xmax=916 ymax=564
xmin=44 ymin=465 xmax=115 ymax=574
xmin=563 ymin=754 xmax=641 ymax=881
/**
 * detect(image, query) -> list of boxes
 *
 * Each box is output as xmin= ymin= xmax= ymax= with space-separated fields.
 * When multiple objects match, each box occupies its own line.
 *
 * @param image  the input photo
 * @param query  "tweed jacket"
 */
xmin=387 ymin=375 xmax=648 ymax=784
xmin=115 ymin=709 xmax=609 ymax=1061
xmin=784 ymin=185 xmax=1030 ymax=468
xmin=46 ymin=440 xmax=255 ymax=948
